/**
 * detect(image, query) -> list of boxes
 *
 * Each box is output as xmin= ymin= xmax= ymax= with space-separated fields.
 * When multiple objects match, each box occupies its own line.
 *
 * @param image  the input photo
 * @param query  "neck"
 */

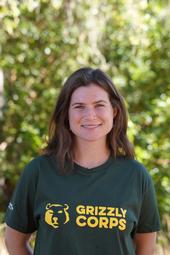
xmin=73 ymin=139 xmax=110 ymax=168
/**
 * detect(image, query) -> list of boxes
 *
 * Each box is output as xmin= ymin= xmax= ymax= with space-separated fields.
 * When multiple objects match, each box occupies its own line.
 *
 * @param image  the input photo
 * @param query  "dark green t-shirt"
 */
xmin=5 ymin=155 xmax=160 ymax=255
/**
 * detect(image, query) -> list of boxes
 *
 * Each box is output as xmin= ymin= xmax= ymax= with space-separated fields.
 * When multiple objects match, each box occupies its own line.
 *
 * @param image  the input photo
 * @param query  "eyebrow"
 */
xmin=71 ymin=100 xmax=108 ymax=106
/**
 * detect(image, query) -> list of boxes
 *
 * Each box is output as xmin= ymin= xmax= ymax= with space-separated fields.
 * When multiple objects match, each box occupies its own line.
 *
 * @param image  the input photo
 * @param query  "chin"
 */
xmin=79 ymin=135 xmax=107 ymax=142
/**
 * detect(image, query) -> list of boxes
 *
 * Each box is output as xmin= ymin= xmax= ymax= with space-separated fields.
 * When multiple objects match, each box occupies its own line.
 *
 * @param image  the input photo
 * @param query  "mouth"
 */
xmin=81 ymin=124 xmax=102 ymax=129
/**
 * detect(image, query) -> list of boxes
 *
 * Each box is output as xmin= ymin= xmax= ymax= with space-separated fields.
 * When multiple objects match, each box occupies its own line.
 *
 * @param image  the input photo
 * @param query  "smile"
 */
xmin=81 ymin=124 xmax=102 ymax=129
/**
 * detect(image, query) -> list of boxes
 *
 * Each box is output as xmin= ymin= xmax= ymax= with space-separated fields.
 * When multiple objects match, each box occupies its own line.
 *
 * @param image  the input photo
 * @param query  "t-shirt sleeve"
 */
xmin=5 ymin=158 xmax=39 ymax=233
xmin=136 ymin=173 xmax=161 ymax=233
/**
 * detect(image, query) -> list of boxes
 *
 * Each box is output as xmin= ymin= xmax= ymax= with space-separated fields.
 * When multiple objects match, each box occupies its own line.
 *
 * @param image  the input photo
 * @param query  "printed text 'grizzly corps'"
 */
xmin=76 ymin=205 xmax=127 ymax=230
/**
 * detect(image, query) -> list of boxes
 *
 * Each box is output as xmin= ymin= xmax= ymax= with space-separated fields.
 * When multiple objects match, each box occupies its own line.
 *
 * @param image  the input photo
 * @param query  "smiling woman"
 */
xmin=42 ymin=67 xmax=134 ymax=171
xmin=68 ymin=84 xmax=116 ymax=157
xmin=5 ymin=67 xmax=160 ymax=255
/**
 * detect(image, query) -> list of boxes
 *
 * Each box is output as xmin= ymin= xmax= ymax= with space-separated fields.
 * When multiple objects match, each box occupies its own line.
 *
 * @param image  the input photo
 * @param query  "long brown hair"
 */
xmin=41 ymin=67 xmax=135 ymax=174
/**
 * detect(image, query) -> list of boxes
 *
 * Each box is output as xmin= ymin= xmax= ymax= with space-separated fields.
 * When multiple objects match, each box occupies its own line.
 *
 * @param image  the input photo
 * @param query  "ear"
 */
xmin=64 ymin=204 xmax=69 ymax=210
xmin=46 ymin=203 xmax=51 ymax=209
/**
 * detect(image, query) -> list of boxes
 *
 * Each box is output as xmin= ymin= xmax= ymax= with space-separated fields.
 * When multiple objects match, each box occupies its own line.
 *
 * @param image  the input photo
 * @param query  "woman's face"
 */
xmin=68 ymin=83 xmax=117 ymax=144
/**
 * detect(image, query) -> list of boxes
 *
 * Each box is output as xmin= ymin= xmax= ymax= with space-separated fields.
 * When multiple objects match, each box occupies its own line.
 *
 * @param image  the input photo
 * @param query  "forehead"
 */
xmin=70 ymin=84 xmax=110 ymax=103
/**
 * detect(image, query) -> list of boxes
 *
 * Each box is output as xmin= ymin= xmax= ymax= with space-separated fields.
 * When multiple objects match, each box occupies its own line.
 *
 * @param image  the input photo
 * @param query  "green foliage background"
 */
xmin=0 ymin=0 xmax=169 ymax=239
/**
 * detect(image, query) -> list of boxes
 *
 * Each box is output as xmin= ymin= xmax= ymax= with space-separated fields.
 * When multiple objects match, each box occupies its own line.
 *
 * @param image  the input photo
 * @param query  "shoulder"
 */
xmin=114 ymin=156 xmax=152 ymax=190
xmin=23 ymin=154 xmax=60 ymax=177
xmin=21 ymin=154 xmax=54 ymax=177
xmin=115 ymin=156 xmax=149 ymax=174
xmin=25 ymin=154 xmax=54 ymax=168
xmin=16 ymin=154 xmax=58 ymax=188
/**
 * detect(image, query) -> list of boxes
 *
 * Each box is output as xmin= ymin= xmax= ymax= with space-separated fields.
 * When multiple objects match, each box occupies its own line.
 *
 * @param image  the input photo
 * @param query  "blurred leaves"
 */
xmin=0 ymin=0 xmax=169 ymax=237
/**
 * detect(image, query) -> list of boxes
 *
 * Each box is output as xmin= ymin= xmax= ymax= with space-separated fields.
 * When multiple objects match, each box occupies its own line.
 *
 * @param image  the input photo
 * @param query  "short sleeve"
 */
xmin=136 ymin=174 xmax=161 ymax=233
xmin=5 ymin=158 xmax=39 ymax=233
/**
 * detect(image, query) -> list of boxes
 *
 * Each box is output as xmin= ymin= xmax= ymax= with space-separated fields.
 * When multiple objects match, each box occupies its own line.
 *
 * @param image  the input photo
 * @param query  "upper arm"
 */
xmin=134 ymin=232 xmax=157 ymax=255
xmin=5 ymin=225 xmax=32 ymax=247
xmin=5 ymin=159 xmax=39 ymax=234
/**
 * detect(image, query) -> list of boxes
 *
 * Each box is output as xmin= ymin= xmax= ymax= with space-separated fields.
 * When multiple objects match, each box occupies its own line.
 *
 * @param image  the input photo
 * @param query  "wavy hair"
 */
xmin=41 ymin=67 xmax=135 ymax=174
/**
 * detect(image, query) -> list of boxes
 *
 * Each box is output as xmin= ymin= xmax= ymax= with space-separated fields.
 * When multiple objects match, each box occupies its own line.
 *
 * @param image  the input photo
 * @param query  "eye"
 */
xmin=95 ymin=104 xmax=105 ymax=107
xmin=74 ymin=105 xmax=84 ymax=109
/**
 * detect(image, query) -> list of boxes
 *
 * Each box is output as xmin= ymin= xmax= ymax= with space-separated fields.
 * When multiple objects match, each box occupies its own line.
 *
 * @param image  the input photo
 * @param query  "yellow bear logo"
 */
xmin=45 ymin=203 xmax=70 ymax=228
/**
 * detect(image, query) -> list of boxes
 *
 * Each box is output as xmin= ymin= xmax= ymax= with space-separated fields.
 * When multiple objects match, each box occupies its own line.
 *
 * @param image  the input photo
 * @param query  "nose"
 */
xmin=84 ymin=107 xmax=97 ymax=120
xmin=52 ymin=217 xmax=58 ymax=224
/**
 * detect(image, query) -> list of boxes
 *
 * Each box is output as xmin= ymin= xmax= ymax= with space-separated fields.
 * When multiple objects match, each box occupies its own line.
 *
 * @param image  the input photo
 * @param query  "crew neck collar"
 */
xmin=74 ymin=156 xmax=113 ymax=175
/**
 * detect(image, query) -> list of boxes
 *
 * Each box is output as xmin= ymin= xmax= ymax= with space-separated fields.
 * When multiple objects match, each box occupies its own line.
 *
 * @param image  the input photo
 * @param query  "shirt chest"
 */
xmin=34 ymin=170 xmax=141 ymax=236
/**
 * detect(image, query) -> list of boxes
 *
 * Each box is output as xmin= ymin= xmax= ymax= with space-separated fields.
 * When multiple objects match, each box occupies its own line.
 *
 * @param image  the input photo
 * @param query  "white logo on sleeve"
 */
xmin=8 ymin=202 xmax=14 ymax=210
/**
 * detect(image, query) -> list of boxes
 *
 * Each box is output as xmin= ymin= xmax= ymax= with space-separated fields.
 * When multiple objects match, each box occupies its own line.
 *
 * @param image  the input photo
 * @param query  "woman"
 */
xmin=5 ymin=67 xmax=160 ymax=255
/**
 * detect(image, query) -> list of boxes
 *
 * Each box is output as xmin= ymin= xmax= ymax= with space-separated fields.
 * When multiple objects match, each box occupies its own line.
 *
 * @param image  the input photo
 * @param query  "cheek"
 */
xmin=99 ymin=109 xmax=114 ymax=120
xmin=102 ymin=111 xmax=114 ymax=128
xmin=68 ymin=111 xmax=81 ymax=127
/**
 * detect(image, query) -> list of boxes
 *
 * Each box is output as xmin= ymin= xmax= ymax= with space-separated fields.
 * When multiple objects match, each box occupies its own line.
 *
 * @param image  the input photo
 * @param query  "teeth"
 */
xmin=82 ymin=124 xmax=101 ymax=128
